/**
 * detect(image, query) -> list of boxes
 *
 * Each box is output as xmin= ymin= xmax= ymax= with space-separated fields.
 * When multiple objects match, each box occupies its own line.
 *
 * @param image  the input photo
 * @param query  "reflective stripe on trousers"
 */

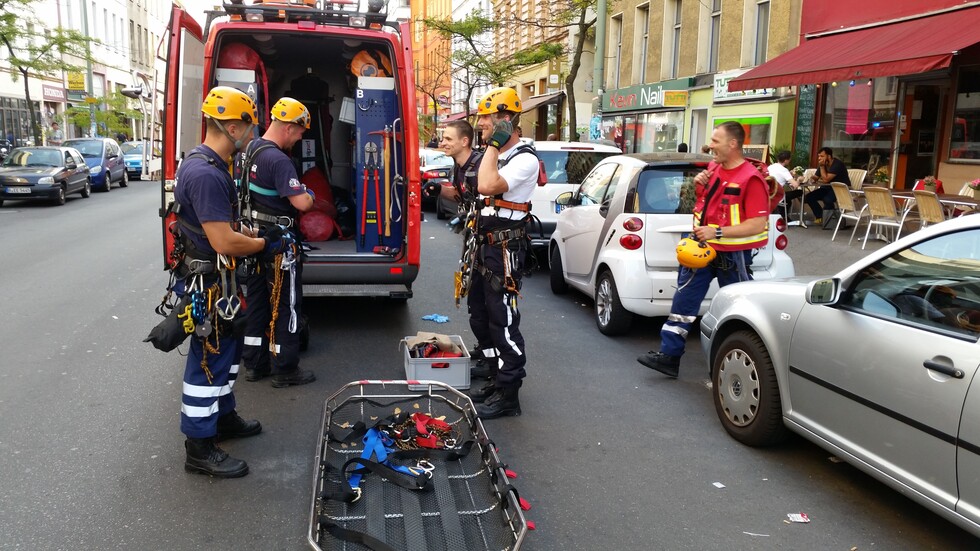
xmin=660 ymin=250 xmax=753 ymax=358
xmin=181 ymin=334 xmax=239 ymax=438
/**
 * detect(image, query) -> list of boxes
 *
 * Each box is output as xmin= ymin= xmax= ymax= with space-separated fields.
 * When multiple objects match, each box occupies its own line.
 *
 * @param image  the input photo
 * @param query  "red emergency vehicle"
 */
xmin=159 ymin=1 xmax=421 ymax=299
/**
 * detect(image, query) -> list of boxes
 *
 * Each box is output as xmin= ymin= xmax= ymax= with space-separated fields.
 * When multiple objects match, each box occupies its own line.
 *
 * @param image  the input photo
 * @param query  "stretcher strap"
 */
xmin=319 ymin=518 xmax=396 ymax=551
xmin=430 ymin=461 xmax=467 ymax=549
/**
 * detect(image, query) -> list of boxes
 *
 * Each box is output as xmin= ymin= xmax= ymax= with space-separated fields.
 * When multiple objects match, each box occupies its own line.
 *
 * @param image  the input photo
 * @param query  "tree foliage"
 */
xmin=65 ymin=92 xmax=143 ymax=138
xmin=0 ymin=0 xmax=96 ymax=143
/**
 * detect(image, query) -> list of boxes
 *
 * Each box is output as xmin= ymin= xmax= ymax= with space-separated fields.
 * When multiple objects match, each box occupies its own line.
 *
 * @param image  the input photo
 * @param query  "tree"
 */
xmin=0 ymin=0 xmax=96 ymax=144
xmin=414 ymin=40 xmax=453 ymax=142
xmin=425 ymin=12 xmax=563 ymax=118
xmin=502 ymin=0 xmax=598 ymax=140
xmin=65 ymin=92 xmax=143 ymax=139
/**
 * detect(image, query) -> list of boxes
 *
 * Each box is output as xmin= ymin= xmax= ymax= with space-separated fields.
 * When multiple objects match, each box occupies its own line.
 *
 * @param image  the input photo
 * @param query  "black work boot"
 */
xmin=470 ymin=358 xmax=497 ymax=379
xmin=468 ymin=380 xmax=496 ymax=404
xmin=216 ymin=410 xmax=262 ymax=441
xmin=476 ymin=386 xmax=521 ymax=419
xmin=637 ymin=352 xmax=680 ymax=378
xmin=184 ymin=437 xmax=249 ymax=478
xmin=271 ymin=368 xmax=316 ymax=388
xmin=244 ymin=365 xmax=271 ymax=382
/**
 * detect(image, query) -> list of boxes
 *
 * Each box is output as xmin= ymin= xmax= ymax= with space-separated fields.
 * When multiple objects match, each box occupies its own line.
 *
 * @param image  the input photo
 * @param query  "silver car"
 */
xmin=700 ymin=213 xmax=980 ymax=536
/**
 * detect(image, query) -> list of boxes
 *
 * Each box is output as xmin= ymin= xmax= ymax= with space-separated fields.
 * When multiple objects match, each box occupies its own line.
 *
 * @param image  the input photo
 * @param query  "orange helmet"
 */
xmin=676 ymin=238 xmax=716 ymax=269
xmin=477 ymin=87 xmax=522 ymax=115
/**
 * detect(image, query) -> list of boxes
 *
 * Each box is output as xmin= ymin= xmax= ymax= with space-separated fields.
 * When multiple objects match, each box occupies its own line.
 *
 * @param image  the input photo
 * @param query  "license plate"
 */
xmin=6 ymin=186 xmax=30 ymax=194
xmin=554 ymin=203 xmax=567 ymax=214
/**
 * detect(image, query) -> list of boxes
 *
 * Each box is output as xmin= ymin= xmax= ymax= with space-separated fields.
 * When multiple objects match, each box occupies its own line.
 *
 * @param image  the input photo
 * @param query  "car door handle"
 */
xmin=923 ymin=359 xmax=964 ymax=379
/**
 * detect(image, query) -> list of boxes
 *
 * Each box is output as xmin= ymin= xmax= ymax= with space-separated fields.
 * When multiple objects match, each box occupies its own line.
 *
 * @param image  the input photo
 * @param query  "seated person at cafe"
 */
xmin=768 ymin=150 xmax=803 ymax=214
xmin=803 ymin=146 xmax=850 ymax=225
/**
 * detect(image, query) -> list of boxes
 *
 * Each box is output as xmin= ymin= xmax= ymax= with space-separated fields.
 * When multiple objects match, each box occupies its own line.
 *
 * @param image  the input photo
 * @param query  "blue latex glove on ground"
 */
xmin=421 ymin=314 xmax=450 ymax=323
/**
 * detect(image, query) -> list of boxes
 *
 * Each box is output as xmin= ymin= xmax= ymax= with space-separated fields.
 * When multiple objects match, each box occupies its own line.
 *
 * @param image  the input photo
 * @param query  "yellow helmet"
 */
xmin=477 ymin=87 xmax=522 ymax=115
xmin=271 ymin=97 xmax=311 ymax=129
xmin=201 ymin=86 xmax=258 ymax=124
xmin=676 ymin=238 xmax=716 ymax=269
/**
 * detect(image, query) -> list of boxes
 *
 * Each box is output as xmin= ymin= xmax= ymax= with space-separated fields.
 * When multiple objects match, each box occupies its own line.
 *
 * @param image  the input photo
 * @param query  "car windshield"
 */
xmin=3 ymin=148 xmax=61 ymax=167
xmin=64 ymin=140 xmax=103 ymax=157
xmin=421 ymin=150 xmax=453 ymax=167
xmin=538 ymin=150 xmax=617 ymax=184
xmin=121 ymin=142 xmax=143 ymax=154
xmin=635 ymin=167 xmax=704 ymax=214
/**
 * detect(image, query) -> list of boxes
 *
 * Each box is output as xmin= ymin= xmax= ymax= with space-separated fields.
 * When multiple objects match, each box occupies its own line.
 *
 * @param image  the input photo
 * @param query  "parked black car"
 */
xmin=0 ymin=147 xmax=92 ymax=206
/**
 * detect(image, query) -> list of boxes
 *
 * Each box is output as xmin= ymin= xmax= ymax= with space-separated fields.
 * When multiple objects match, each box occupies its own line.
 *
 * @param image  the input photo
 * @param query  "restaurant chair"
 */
xmin=793 ymin=168 xmax=819 ymax=225
xmin=861 ymin=186 xmax=917 ymax=250
xmin=912 ymin=190 xmax=946 ymax=228
xmin=847 ymin=169 xmax=868 ymax=191
xmin=830 ymin=182 xmax=868 ymax=245
xmin=954 ymin=182 xmax=977 ymax=216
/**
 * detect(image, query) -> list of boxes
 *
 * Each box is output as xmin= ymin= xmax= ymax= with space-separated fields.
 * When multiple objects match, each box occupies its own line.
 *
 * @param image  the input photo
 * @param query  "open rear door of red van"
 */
xmin=160 ymin=7 xmax=205 ymax=270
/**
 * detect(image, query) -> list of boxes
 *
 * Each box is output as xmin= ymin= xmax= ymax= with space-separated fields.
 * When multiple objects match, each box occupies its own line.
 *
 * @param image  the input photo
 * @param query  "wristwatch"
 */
xmin=715 ymin=227 xmax=724 ymax=239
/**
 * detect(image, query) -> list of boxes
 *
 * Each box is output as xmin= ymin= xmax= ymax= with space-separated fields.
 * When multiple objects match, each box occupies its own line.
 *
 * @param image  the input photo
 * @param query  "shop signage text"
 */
xmin=714 ymin=71 xmax=775 ymax=102
xmin=604 ymin=78 xmax=692 ymax=113
xmin=67 ymin=72 xmax=86 ymax=91
xmin=42 ymin=85 xmax=66 ymax=102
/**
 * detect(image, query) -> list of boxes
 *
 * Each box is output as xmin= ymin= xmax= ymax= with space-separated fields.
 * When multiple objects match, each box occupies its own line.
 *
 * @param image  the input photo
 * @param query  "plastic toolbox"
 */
xmin=401 ymin=335 xmax=471 ymax=391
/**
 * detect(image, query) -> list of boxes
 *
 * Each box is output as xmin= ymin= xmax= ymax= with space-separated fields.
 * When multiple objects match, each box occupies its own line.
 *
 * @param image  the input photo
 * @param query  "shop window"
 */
xmin=713 ymin=115 xmax=771 ymax=146
xmin=819 ymin=77 xmax=897 ymax=174
xmin=635 ymin=111 xmax=684 ymax=153
xmin=950 ymin=66 xmax=980 ymax=162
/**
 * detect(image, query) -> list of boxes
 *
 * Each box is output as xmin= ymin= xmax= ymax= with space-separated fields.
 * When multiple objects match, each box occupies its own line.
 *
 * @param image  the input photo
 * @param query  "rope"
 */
xmin=269 ymin=252 xmax=284 ymax=356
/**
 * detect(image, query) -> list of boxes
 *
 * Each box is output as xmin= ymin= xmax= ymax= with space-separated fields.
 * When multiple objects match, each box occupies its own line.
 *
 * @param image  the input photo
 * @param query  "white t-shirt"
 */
xmin=767 ymin=162 xmax=795 ymax=186
xmin=481 ymin=145 xmax=538 ymax=220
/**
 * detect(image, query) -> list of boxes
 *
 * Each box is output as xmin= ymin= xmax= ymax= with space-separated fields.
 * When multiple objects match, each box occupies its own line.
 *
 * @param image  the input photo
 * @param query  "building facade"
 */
xmin=731 ymin=0 xmax=980 ymax=189
xmin=411 ymin=0 xmax=453 ymax=141
xmin=597 ymin=0 xmax=802 ymax=155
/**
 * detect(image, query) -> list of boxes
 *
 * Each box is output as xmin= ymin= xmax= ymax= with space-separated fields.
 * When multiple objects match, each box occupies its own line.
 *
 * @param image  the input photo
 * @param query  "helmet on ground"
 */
xmin=676 ymin=238 xmax=716 ymax=269
xmin=201 ymin=86 xmax=258 ymax=124
xmin=271 ymin=97 xmax=311 ymax=129
xmin=477 ymin=87 xmax=522 ymax=115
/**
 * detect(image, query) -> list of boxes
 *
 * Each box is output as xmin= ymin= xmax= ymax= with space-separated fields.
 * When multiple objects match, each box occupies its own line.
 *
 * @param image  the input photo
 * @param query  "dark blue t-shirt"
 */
xmin=243 ymin=137 xmax=305 ymax=217
xmin=174 ymin=145 xmax=237 ymax=256
xmin=825 ymin=158 xmax=851 ymax=187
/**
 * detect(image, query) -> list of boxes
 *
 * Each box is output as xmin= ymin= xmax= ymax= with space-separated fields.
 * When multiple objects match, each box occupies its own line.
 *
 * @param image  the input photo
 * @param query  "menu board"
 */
xmin=793 ymin=86 xmax=817 ymax=166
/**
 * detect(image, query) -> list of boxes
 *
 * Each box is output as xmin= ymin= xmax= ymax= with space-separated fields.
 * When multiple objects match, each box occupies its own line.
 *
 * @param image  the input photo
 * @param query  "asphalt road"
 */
xmin=0 ymin=184 xmax=974 ymax=550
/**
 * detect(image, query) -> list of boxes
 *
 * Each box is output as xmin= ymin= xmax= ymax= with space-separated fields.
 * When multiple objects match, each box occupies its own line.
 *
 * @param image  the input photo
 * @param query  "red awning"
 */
xmin=440 ymin=112 xmax=469 ymax=123
xmin=728 ymin=7 xmax=980 ymax=91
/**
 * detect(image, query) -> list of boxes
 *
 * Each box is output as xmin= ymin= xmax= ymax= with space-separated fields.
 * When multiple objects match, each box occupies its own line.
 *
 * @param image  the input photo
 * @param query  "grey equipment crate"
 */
xmin=309 ymin=380 xmax=528 ymax=551
xmin=401 ymin=335 xmax=471 ymax=391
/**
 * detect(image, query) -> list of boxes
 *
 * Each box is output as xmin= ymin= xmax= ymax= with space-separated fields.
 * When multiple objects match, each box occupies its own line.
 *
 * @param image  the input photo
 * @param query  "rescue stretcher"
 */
xmin=308 ymin=380 xmax=529 ymax=551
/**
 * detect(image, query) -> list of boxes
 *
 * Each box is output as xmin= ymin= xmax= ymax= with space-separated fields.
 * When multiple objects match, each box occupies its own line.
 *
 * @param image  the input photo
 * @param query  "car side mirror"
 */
xmin=555 ymin=191 xmax=574 ymax=207
xmin=599 ymin=202 xmax=610 ymax=217
xmin=806 ymin=278 xmax=840 ymax=304
xmin=66 ymin=160 xmax=76 ymax=169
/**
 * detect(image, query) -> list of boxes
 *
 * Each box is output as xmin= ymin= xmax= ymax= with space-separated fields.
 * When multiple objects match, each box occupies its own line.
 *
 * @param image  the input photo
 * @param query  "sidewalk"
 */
xmin=782 ymin=215 xmax=891 ymax=276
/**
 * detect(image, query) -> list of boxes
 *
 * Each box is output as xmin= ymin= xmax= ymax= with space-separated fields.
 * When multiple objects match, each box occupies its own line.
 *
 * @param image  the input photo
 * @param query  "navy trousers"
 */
xmin=243 ymin=253 xmax=303 ymax=375
xmin=467 ymin=242 xmax=527 ymax=388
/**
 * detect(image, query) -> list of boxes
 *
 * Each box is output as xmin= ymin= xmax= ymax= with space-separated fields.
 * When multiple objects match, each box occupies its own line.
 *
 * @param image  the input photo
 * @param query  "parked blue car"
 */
xmin=121 ymin=140 xmax=161 ymax=181
xmin=63 ymin=138 xmax=127 ymax=192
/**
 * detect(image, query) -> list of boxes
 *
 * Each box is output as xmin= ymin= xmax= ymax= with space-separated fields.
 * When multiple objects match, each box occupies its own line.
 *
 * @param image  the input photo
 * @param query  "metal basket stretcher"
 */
xmin=308 ymin=380 xmax=528 ymax=551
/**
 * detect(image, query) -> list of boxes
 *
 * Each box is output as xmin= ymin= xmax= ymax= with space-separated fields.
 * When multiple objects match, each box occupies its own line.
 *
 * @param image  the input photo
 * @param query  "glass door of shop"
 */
xmin=900 ymin=83 xmax=946 ymax=189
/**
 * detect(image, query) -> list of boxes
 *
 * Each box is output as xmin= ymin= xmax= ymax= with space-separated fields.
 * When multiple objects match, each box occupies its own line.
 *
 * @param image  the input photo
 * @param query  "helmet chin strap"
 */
xmin=215 ymin=119 xmax=253 ymax=152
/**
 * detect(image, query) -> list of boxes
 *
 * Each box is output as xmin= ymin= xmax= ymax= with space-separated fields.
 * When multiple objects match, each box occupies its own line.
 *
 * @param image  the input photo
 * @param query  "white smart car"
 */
xmin=549 ymin=152 xmax=795 ymax=335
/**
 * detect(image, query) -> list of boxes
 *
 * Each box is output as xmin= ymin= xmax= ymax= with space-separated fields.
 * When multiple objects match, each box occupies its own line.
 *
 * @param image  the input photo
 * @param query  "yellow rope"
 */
xmin=268 ymin=253 xmax=284 ymax=356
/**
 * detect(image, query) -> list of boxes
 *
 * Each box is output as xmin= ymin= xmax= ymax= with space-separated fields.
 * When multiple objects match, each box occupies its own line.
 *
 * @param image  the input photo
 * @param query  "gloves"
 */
xmin=487 ymin=119 xmax=513 ymax=150
xmin=262 ymin=224 xmax=295 ymax=258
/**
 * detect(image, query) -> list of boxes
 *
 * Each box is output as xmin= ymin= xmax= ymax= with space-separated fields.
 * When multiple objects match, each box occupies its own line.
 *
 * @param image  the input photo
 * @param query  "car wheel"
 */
xmin=0 ymin=199 xmax=5 ymax=207
xmin=549 ymin=247 xmax=568 ymax=295
xmin=594 ymin=270 xmax=632 ymax=335
xmin=54 ymin=184 xmax=67 ymax=205
xmin=436 ymin=205 xmax=447 ymax=220
xmin=80 ymin=178 xmax=92 ymax=198
xmin=119 ymin=170 xmax=128 ymax=187
xmin=712 ymin=330 xmax=788 ymax=447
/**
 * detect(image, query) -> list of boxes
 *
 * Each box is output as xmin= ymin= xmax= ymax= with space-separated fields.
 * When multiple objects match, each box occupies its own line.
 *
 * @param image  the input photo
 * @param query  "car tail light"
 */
xmin=775 ymin=234 xmax=788 ymax=250
xmin=422 ymin=170 xmax=442 ymax=179
xmin=775 ymin=217 xmax=787 ymax=232
xmin=623 ymin=217 xmax=643 ymax=232
xmin=620 ymin=234 xmax=643 ymax=250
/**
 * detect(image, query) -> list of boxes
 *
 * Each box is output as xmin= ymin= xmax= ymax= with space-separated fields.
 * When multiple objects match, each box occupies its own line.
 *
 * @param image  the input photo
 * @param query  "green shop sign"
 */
xmin=604 ymin=78 xmax=693 ymax=113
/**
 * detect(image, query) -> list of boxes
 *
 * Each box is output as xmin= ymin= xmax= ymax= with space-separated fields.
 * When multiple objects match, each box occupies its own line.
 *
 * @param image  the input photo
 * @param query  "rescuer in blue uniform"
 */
xmin=174 ymin=86 xmax=296 ymax=478
xmin=241 ymin=97 xmax=317 ymax=388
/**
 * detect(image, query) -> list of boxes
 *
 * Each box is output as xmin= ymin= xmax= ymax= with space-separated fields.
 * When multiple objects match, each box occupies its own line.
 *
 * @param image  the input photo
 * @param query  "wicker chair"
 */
xmin=861 ymin=186 xmax=917 ymax=249
xmin=913 ymin=190 xmax=947 ymax=228
xmin=847 ymin=169 xmax=868 ymax=191
xmin=830 ymin=183 xmax=868 ymax=244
